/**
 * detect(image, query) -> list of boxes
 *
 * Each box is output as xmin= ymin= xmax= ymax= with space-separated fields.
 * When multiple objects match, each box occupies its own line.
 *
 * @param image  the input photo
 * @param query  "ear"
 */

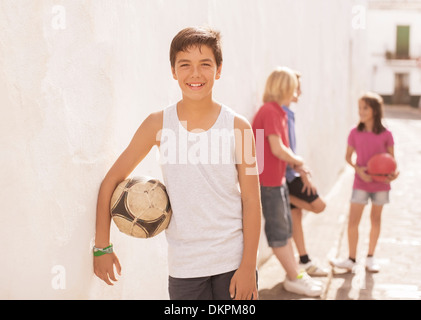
xmin=171 ymin=67 xmax=177 ymax=80
xmin=215 ymin=63 xmax=222 ymax=80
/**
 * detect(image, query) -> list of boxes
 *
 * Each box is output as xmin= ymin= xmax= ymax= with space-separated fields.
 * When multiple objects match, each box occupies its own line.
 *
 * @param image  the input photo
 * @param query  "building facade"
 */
xmin=367 ymin=0 xmax=421 ymax=107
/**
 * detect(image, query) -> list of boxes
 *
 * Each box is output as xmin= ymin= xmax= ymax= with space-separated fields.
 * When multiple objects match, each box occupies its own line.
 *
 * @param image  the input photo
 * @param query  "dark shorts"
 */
xmin=168 ymin=270 xmax=258 ymax=300
xmin=286 ymin=176 xmax=320 ymax=209
xmin=260 ymin=184 xmax=292 ymax=248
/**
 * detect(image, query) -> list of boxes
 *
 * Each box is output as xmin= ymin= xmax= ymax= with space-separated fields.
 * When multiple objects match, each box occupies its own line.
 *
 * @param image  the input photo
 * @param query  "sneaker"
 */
xmin=365 ymin=257 xmax=380 ymax=273
xmin=329 ymin=257 xmax=356 ymax=272
xmin=283 ymin=272 xmax=323 ymax=297
xmin=299 ymin=261 xmax=329 ymax=277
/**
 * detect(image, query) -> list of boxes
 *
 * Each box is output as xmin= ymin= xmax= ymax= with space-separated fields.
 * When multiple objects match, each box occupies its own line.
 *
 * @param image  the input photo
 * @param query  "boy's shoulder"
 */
xmin=258 ymin=102 xmax=283 ymax=116
xmin=252 ymin=102 xmax=285 ymax=125
xmin=140 ymin=109 xmax=164 ymax=135
xmin=145 ymin=109 xmax=164 ymax=124
xmin=222 ymin=104 xmax=252 ymax=130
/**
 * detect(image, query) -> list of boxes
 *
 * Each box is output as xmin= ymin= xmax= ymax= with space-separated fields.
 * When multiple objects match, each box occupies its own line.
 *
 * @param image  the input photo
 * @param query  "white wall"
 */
xmin=0 ymin=0 xmax=366 ymax=299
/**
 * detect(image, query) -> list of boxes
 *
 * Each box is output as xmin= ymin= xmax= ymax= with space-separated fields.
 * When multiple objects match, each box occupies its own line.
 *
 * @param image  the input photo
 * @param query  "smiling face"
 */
xmin=358 ymin=99 xmax=374 ymax=125
xmin=171 ymin=45 xmax=222 ymax=102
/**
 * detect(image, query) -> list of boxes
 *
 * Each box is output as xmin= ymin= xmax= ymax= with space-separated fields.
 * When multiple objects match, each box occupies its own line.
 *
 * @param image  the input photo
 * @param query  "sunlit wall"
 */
xmin=0 ymin=0 xmax=367 ymax=299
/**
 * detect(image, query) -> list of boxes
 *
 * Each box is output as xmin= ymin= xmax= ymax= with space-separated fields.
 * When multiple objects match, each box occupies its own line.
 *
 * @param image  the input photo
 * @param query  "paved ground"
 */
xmin=258 ymin=105 xmax=421 ymax=300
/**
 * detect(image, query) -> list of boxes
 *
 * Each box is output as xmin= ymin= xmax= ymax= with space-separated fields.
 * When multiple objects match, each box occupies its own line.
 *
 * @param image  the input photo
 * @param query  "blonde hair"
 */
xmin=263 ymin=66 xmax=298 ymax=106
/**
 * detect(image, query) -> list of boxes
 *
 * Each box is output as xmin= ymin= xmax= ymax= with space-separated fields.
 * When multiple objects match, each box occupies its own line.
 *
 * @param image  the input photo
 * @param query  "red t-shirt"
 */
xmin=252 ymin=101 xmax=290 ymax=186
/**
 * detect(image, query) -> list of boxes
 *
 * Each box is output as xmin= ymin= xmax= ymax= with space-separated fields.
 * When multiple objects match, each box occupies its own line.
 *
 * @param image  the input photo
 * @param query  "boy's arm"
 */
xmin=94 ymin=111 xmax=163 ymax=285
xmin=231 ymin=116 xmax=261 ymax=300
xmin=267 ymin=134 xmax=304 ymax=168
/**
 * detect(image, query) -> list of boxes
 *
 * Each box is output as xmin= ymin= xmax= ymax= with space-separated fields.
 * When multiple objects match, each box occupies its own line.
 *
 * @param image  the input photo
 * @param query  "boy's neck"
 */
xmin=177 ymin=97 xmax=221 ymax=132
xmin=178 ymin=96 xmax=217 ymax=115
xmin=280 ymin=99 xmax=291 ymax=108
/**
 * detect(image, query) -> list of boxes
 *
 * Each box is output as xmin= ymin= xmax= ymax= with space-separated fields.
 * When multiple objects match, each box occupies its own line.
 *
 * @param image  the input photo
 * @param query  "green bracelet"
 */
xmin=93 ymin=244 xmax=113 ymax=257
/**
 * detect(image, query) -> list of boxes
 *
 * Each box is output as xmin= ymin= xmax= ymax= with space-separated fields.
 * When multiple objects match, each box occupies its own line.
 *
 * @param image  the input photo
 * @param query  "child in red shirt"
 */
xmin=252 ymin=66 xmax=323 ymax=297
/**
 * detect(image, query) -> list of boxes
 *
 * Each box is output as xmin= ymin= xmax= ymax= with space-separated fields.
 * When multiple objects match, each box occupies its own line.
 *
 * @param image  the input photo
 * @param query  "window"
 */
xmin=396 ymin=26 xmax=410 ymax=59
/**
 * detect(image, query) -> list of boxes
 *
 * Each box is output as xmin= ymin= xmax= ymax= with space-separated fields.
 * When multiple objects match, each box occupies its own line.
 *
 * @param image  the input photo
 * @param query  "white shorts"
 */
xmin=351 ymin=189 xmax=389 ymax=206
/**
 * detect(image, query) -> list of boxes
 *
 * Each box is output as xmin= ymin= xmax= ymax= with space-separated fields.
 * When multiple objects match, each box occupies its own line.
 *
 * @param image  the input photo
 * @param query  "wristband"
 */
xmin=93 ymin=244 xmax=113 ymax=257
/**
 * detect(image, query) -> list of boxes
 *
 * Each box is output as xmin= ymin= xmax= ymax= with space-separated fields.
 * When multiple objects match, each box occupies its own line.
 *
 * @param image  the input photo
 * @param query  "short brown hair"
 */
xmin=169 ymin=26 xmax=223 ymax=68
xmin=358 ymin=92 xmax=386 ymax=134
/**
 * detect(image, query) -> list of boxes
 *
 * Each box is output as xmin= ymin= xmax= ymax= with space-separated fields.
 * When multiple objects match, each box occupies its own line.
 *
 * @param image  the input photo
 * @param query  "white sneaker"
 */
xmin=365 ymin=257 xmax=380 ymax=273
xmin=299 ymin=261 xmax=329 ymax=277
xmin=329 ymin=258 xmax=356 ymax=272
xmin=283 ymin=272 xmax=323 ymax=297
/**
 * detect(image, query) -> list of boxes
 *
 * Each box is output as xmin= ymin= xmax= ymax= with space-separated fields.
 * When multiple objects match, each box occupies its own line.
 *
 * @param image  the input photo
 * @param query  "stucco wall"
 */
xmin=0 ymin=0 xmax=366 ymax=299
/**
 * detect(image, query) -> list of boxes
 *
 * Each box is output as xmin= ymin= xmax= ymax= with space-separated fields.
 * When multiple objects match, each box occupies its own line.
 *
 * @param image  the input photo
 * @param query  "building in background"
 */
xmin=367 ymin=0 xmax=421 ymax=107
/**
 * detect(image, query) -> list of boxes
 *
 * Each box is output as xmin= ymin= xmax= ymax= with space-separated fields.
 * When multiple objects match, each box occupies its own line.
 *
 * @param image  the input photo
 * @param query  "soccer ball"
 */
xmin=110 ymin=176 xmax=172 ymax=238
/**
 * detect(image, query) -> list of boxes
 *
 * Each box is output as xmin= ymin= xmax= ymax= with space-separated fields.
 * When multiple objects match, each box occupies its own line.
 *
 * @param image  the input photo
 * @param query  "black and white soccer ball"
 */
xmin=110 ymin=176 xmax=172 ymax=238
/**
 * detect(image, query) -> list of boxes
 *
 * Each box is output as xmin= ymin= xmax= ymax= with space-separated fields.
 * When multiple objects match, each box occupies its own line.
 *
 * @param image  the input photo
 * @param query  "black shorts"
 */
xmin=286 ymin=176 xmax=319 ymax=209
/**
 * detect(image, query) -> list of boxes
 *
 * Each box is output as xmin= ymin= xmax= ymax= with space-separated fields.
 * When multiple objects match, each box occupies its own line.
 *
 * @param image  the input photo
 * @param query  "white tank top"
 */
xmin=159 ymin=103 xmax=243 ymax=278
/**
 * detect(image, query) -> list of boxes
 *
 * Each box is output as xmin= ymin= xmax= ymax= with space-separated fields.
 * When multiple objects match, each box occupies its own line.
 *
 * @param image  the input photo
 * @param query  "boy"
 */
xmin=284 ymin=71 xmax=328 ymax=277
xmin=252 ymin=66 xmax=323 ymax=297
xmin=93 ymin=26 xmax=261 ymax=300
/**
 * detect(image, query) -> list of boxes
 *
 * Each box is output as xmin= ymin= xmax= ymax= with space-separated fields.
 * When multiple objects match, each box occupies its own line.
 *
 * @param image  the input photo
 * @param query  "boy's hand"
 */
xmin=229 ymin=267 xmax=258 ymax=300
xmin=94 ymin=252 xmax=122 ymax=285
xmin=293 ymin=164 xmax=311 ymax=176
xmin=300 ymin=171 xmax=317 ymax=196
